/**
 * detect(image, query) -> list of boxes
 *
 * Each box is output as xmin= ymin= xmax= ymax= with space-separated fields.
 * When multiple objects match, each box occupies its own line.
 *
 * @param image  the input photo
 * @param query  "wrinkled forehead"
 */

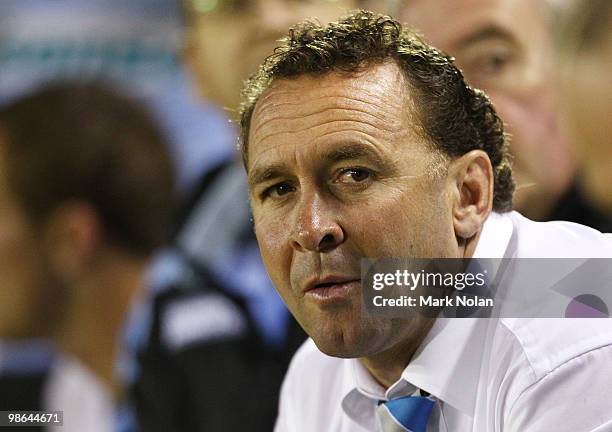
xmin=247 ymin=62 xmax=423 ymax=168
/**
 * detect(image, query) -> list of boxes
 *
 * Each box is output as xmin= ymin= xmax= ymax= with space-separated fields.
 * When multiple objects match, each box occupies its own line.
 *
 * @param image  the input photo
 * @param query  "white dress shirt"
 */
xmin=44 ymin=355 xmax=114 ymax=432
xmin=274 ymin=211 xmax=612 ymax=432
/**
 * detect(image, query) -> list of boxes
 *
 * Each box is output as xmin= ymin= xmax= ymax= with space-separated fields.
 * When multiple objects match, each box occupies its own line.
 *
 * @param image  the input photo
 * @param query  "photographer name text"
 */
xmin=372 ymin=294 xmax=493 ymax=308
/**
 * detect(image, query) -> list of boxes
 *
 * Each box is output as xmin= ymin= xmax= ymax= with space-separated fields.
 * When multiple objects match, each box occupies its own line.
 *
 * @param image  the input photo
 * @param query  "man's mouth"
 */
xmin=304 ymin=277 xmax=361 ymax=304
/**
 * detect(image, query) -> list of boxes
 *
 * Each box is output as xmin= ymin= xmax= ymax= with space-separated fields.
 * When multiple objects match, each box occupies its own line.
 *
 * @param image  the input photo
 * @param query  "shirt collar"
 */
xmin=342 ymin=211 xmax=515 ymax=422
xmin=472 ymin=211 xmax=514 ymax=260
xmin=401 ymin=318 xmax=489 ymax=415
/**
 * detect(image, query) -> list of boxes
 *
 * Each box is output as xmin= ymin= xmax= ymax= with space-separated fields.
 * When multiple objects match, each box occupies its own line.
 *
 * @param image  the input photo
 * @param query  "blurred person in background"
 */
xmin=392 ymin=0 xmax=610 ymax=229
xmin=0 ymin=83 xmax=175 ymax=431
xmin=183 ymin=0 xmax=372 ymax=111
xmin=559 ymin=0 xmax=612 ymax=232
xmin=133 ymin=1 xmax=387 ymax=432
xmin=0 ymin=2 xmax=233 ymax=430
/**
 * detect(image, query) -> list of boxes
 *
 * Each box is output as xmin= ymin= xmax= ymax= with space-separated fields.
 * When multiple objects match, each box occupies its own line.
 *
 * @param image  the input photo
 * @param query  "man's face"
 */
xmin=0 ymin=143 xmax=47 ymax=338
xmin=247 ymin=63 xmax=457 ymax=357
xmin=186 ymin=0 xmax=360 ymax=110
xmin=400 ymin=0 xmax=575 ymax=218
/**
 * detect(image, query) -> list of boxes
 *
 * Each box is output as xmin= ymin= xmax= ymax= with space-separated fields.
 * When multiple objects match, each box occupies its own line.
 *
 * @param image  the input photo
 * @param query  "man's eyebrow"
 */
xmin=248 ymin=143 xmax=393 ymax=188
xmin=248 ymin=165 xmax=287 ymax=189
xmin=324 ymin=143 xmax=388 ymax=167
xmin=455 ymin=25 xmax=517 ymax=50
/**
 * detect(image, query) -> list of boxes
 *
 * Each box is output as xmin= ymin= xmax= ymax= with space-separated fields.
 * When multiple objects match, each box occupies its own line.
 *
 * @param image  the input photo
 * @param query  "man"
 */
xmin=0 ymin=83 xmax=175 ymax=431
xmin=392 ymin=0 xmax=608 ymax=230
xmin=240 ymin=12 xmax=612 ymax=431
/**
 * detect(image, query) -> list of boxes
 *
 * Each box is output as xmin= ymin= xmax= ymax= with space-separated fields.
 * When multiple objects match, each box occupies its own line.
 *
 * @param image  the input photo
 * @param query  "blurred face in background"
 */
xmin=399 ymin=0 xmax=575 ymax=219
xmin=184 ymin=0 xmax=361 ymax=111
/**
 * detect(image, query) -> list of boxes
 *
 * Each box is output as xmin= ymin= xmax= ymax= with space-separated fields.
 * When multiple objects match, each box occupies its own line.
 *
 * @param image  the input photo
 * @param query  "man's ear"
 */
xmin=448 ymin=150 xmax=494 ymax=240
xmin=42 ymin=202 xmax=102 ymax=282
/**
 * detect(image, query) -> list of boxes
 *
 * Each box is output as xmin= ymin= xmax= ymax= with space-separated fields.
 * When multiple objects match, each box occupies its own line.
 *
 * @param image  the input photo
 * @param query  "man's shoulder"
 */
xmin=488 ymin=214 xmax=612 ymax=416
xmin=495 ymin=318 xmax=612 ymax=430
xmin=509 ymin=211 xmax=612 ymax=258
xmin=499 ymin=318 xmax=612 ymax=381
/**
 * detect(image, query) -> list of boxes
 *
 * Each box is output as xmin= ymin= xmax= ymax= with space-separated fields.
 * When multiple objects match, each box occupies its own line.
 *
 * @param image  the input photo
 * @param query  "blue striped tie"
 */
xmin=377 ymin=396 xmax=435 ymax=432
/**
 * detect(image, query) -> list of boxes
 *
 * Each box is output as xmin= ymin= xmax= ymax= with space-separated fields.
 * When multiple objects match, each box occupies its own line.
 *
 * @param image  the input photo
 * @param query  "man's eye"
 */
xmin=459 ymin=43 xmax=517 ymax=87
xmin=263 ymin=182 xmax=294 ymax=199
xmin=336 ymin=168 xmax=371 ymax=184
xmin=480 ymin=52 xmax=510 ymax=74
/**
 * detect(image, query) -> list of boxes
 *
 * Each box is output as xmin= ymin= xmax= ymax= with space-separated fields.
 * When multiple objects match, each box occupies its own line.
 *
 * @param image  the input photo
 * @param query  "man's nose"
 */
xmin=291 ymin=192 xmax=344 ymax=253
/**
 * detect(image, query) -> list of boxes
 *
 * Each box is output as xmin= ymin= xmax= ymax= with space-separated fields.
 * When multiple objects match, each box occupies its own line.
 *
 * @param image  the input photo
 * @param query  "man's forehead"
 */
xmin=248 ymin=63 xmax=426 ymax=174
xmin=249 ymin=63 xmax=418 ymax=159
xmin=250 ymin=62 xmax=408 ymax=137
xmin=255 ymin=62 xmax=405 ymax=108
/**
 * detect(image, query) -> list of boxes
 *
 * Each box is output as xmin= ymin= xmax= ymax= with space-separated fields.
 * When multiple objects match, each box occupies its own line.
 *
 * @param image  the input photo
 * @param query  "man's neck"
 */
xmin=359 ymin=229 xmax=483 ymax=389
xmin=360 ymin=317 xmax=435 ymax=389
xmin=53 ymin=256 xmax=145 ymax=399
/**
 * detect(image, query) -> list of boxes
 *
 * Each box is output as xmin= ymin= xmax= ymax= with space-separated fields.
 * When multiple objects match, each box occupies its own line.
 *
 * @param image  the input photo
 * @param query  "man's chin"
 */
xmin=308 ymin=326 xmax=375 ymax=359
xmin=312 ymin=339 xmax=362 ymax=359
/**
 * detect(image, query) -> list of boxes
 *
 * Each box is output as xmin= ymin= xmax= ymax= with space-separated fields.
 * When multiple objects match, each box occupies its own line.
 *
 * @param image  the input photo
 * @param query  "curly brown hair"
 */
xmin=239 ymin=10 xmax=514 ymax=212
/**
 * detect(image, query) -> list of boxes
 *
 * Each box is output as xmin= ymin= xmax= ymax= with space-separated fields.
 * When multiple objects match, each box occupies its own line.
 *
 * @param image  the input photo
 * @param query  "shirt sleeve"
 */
xmin=505 ymin=344 xmax=612 ymax=432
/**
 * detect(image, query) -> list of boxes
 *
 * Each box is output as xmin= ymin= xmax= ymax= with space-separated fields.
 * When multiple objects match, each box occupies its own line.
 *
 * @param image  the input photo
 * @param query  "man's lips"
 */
xmin=303 ymin=277 xmax=361 ymax=304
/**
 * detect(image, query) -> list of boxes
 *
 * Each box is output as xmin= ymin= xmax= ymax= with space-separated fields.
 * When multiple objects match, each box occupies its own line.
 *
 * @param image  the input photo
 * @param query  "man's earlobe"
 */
xmin=450 ymin=150 xmax=494 ymax=239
